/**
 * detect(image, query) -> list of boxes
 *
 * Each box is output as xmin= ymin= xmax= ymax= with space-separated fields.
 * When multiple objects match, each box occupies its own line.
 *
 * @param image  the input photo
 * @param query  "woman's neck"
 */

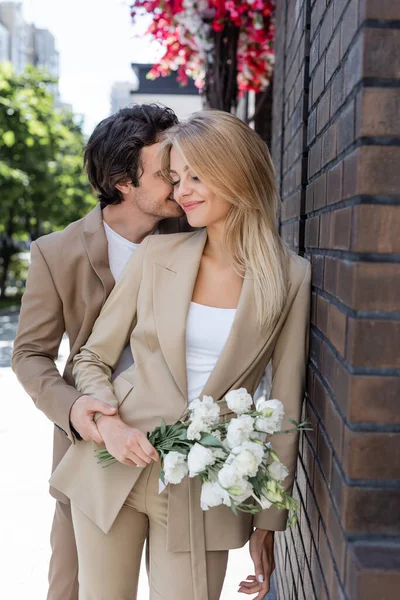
xmin=204 ymin=223 xmax=232 ymax=267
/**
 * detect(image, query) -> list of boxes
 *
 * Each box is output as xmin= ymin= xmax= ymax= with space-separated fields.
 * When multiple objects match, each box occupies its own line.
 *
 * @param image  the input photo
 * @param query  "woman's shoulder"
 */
xmin=286 ymin=251 xmax=311 ymax=290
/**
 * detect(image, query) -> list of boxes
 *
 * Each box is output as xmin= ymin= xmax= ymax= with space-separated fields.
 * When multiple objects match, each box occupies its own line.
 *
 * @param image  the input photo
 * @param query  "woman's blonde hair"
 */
xmin=159 ymin=109 xmax=288 ymax=329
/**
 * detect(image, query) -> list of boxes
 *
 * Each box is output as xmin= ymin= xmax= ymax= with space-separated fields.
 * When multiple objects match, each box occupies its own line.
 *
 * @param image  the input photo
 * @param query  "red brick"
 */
xmin=314 ymin=173 xmax=327 ymax=209
xmin=356 ymin=88 xmax=400 ymax=138
xmin=337 ymin=99 xmax=355 ymax=154
xmin=311 ymin=253 xmax=324 ymax=289
xmin=342 ymin=429 xmax=400 ymax=480
xmin=346 ymin=543 xmax=400 ymax=600
xmin=325 ymin=30 xmax=340 ymax=83
xmin=317 ymin=90 xmax=330 ymax=133
xmin=319 ymin=211 xmax=331 ymax=248
xmin=342 ymin=149 xmax=358 ymax=199
xmin=312 ymin=57 xmax=326 ymax=105
xmin=340 ymin=0 xmax=360 ymax=58
xmin=321 ymin=122 xmax=337 ymax=165
xmin=305 ymin=215 xmax=320 ymax=248
xmin=352 ymin=204 xmax=400 ymax=253
xmin=328 ymin=303 xmax=346 ymax=356
xmin=341 ymin=487 xmax=400 ymax=534
xmin=346 ymin=318 xmax=400 ymax=369
xmin=331 ymin=206 xmax=352 ymax=250
xmin=348 ymin=375 xmax=400 ymax=425
xmin=337 ymin=262 xmax=400 ymax=311
xmin=326 ymin=160 xmax=343 ymax=205
xmin=317 ymin=427 xmax=333 ymax=483
xmin=359 ymin=0 xmax=400 ymax=19
xmin=364 ymin=28 xmax=400 ymax=79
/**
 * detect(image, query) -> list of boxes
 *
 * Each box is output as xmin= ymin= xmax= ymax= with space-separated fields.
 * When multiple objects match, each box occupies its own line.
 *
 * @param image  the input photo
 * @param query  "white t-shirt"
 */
xmin=185 ymin=302 xmax=236 ymax=402
xmin=104 ymin=222 xmax=139 ymax=379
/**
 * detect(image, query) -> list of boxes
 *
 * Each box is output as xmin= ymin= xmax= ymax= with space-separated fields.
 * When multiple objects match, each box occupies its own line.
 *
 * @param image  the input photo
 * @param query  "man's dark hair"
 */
xmin=84 ymin=104 xmax=178 ymax=206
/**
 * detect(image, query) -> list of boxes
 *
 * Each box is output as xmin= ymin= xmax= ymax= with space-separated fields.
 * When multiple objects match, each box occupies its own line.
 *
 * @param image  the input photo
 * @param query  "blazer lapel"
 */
xmin=153 ymin=229 xmax=208 ymax=399
xmin=82 ymin=204 xmax=115 ymax=303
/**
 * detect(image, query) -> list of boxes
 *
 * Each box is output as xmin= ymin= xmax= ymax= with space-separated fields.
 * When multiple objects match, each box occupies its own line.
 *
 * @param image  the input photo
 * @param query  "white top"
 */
xmin=104 ymin=222 xmax=140 ymax=282
xmin=104 ymin=222 xmax=139 ymax=380
xmin=186 ymin=302 xmax=236 ymax=402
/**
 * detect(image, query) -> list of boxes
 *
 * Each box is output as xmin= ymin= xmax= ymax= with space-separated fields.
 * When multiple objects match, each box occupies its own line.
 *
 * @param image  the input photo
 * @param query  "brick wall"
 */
xmin=271 ymin=1 xmax=400 ymax=598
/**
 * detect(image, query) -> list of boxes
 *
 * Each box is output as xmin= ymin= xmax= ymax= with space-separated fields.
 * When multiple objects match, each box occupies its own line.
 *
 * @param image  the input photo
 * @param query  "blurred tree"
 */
xmin=0 ymin=62 xmax=95 ymax=298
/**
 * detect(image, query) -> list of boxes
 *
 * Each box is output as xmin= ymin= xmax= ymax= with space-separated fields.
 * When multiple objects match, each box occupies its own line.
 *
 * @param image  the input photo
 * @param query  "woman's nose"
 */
xmin=177 ymin=180 xmax=192 ymax=199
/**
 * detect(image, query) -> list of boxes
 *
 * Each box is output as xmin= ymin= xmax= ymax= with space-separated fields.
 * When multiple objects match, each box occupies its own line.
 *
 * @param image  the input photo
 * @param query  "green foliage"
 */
xmin=0 ymin=62 xmax=96 ymax=297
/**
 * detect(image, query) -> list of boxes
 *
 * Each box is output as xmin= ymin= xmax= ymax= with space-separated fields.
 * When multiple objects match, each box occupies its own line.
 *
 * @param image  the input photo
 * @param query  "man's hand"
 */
xmin=70 ymin=395 xmax=117 ymax=444
xmin=97 ymin=414 xmax=159 ymax=467
xmin=238 ymin=529 xmax=275 ymax=599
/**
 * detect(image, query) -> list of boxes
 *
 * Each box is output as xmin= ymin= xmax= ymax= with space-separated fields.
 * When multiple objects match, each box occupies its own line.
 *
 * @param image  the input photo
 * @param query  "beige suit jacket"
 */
xmin=50 ymin=229 xmax=311 ymax=551
xmin=12 ymin=204 xmax=184 ymax=502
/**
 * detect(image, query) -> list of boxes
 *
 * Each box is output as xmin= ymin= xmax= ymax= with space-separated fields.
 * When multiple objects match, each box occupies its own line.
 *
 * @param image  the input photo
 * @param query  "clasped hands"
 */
xmin=70 ymin=395 xmax=275 ymax=597
xmin=69 ymin=395 xmax=158 ymax=466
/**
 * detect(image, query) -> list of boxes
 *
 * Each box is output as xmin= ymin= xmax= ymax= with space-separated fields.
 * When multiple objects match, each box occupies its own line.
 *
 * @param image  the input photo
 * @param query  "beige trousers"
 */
xmin=48 ymin=500 xmax=79 ymax=600
xmin=71 ymin=462 xmax=229 ymax=600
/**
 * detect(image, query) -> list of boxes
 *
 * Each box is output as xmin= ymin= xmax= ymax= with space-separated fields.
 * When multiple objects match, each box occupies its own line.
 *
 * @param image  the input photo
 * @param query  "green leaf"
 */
xmin=3 ymin=130 xmax=15 ymax=147
xmin=199 ymin=433 xmax=225 ymax=448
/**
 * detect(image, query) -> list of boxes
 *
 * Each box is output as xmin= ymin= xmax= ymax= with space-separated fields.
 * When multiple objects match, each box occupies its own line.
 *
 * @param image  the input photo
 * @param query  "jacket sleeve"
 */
xmin=253 ymin=261 xmax=311 ymax=531
xmin=12 ymin=241 xmax=82 ymax=442
xmin=72 ymin=236 xmax=151 ymax=419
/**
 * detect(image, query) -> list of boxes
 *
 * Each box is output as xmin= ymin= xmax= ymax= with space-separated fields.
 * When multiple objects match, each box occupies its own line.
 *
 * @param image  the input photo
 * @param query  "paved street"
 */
xmin=0 ymin=308 xmax=275 ymax=600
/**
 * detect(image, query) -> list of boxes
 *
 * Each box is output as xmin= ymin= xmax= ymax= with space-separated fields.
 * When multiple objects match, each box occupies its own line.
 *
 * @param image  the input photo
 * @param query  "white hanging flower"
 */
xmin=163 ymin=451 xmax=189 ymax=485
xmin=226 ymin=415 xmax=255 ymax=449
xmin=255 ymin=399 xmax=285 ymax=434
xmin=225 ymin=388 xmax=253 ymax=415
xmin=187 ymin=443 xmax=215 ymax=477
xmin=200 ymin=481 xmax=231 ymax=510
xmin=231 ymin=440 xmax=265 ymax=477
xmin=267 ymin=461 xmax=289 ymax=483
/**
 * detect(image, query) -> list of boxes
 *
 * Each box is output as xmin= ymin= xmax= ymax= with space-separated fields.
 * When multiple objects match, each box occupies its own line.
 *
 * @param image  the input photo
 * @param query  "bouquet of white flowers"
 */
xmin=95 ymin=389 xmax=310 ymax=525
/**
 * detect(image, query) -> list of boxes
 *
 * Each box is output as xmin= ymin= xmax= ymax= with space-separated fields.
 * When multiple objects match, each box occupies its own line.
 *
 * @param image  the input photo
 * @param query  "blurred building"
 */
xmin=110 ymin=81 xmax=137 ymax=114
xmin=26 ymin=25 xmax=60 ymax=102
xmin=0 ymin=2 xmax=60 ymax=102
xmin=0 ymin=1 xmax=27 ymax=74
xmin=129 ymin=63 xmax=202 ymax=120
xmin=0 ymin=21 xmax=9 ymax=61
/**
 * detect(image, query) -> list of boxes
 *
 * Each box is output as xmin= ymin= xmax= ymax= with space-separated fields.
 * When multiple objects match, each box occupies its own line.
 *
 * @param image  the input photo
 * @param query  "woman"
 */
xmin=50 ymin=110 xmax=311 ymax=600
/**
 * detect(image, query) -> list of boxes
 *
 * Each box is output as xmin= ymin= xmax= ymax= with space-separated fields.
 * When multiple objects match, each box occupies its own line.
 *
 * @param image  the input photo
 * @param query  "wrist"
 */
xmin=97 ymin=413 xmax=122 ymax=431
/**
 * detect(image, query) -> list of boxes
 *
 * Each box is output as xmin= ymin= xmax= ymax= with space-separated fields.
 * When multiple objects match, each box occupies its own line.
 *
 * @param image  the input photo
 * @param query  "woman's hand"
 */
xmin=238 ymin=528 xmax=275 ymax=599
xmin=97 ymin=414 xmax=159 ymax=467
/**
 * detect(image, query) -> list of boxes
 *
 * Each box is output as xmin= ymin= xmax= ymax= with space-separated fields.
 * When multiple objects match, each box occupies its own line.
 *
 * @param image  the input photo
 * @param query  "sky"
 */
xmin=21 ymin=0 xmax=160 ymax=134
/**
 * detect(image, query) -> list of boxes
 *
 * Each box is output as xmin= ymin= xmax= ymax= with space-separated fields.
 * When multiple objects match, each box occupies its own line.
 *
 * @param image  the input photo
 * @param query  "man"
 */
xmin=12 ymin=104 xmax=185 ymax=600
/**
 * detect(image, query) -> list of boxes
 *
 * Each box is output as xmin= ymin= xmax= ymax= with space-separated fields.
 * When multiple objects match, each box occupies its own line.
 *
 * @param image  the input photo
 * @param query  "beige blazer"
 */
xmin=12 ymin=204 xmax=185 ymax=502
xmin=50 ymin=229 xmax=311 ymax=553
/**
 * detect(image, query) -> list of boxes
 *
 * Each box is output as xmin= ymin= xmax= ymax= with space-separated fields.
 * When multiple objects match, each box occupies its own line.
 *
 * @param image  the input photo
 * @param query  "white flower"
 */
xmin=187 ymin=443 xmax=215 ymax=477
xmin=255 ymin=399 xmax=284 ymax=434
xmin=187 ymin=417 xmax=206 ymax=441
xmin=200 ymin=481 xmax=231 ymax=510
xmin=226 ymin=415 xmax=255 ymax=449
xmin=225 ymin=388 xmax=253 ymax=415
xmin=232 ymin=449 xmax=260 ymax=478
xmin=218 ymin=464 xmax=243 ymax=489
xmin=163 ymin=452 xmax=188 ymax=485
xmin=267 ymin=461 xmax=289 ymax=483
xmin=189 ymin=395 xmax=220 ymax=427
xmin=231 ymin=441 xmax=265 ymax=477
xmin=226 ymin=480 xmax=254 ymax=504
